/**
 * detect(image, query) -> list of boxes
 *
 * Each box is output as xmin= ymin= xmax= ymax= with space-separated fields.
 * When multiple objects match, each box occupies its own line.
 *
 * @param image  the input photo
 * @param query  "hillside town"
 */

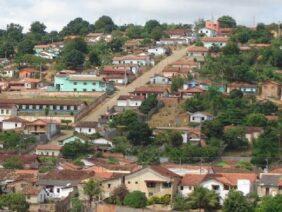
xmin=0 ymin=12 xmax=281 ymax=212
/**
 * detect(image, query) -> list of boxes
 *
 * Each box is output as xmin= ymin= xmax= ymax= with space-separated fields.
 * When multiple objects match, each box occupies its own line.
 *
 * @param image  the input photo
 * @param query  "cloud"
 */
xmin=0 ymin=0 xmax=280 ymax=32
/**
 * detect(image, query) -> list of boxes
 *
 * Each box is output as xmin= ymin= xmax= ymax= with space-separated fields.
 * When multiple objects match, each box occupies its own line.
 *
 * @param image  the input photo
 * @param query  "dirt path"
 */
xmin=82 ymin=48 xmax=187 ymax=122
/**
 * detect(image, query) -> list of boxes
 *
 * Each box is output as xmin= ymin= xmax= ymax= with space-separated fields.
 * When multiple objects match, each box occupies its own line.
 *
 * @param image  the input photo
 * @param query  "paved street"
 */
xmin=82 ymin=47 xmax=187 ymax=121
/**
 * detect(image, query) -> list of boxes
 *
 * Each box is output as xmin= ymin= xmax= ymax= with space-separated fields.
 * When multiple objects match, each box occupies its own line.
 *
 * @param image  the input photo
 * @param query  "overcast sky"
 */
xmin=0 ymin=0 xmax=281 ymax=32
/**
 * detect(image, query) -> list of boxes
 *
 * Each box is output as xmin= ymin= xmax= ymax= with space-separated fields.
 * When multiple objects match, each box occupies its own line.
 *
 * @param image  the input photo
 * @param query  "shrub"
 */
xmin=123 ymin=191 xmax=147 ymax=208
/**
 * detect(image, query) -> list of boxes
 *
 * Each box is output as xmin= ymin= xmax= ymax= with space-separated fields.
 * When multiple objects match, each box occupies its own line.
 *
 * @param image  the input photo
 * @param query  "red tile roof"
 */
xmin=40 ymin=169 xmax=94 ymax=181
xmin=150 ymin=165 xmax=180 ymax=178
xmin=187 ymin=46 xmax=208 ymax=52
xmin=0 ymin=98 xmax=83 ymax=106
xmin=202 ymin=37 xmax=229 ymax=43
xmin=36 ymin=144 xmax=62 ymax=151
xmin=118 ymin=95 xmax=145 ymax=101
xmin=134 ymin=85 xmax=169 ymax=93
xmin=3 ymin=116 xmax=29 ymax=123
xmin=75 ymin=121 xmax=98 ymax=128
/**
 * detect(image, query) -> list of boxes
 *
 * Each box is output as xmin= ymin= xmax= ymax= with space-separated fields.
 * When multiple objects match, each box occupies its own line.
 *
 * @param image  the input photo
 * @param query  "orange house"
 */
xmin=19 ymin=68 xmax=38 ymax=79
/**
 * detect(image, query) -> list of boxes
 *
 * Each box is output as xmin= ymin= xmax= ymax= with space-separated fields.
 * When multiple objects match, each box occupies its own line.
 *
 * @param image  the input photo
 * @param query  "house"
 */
xmin=189 ymin=112 xmax=213 ymax=123
xmin=0 ymin=65 xmax=17 ymax=78
xmin=180 ymin=87 xmax=205 ymax=98
xmin=2 ymin=116 xmax=29 ymax=131
xmin=8 ymin=78 xmax=43 ymax=91
xmin=34 ymin=42 xmax=63 ymax=59
xmin=117 ymin=95 xmax=145 ymax=108
xmin=102 ymin=166 xmax=181 ymax=198
xmin=92 ymin=138 xmax=114 ymax=151
xmin=150 ymin=74 xmax=171 ymax=85
xmin=162 ymin=66 xmax=191 ymax=79
xmin=103 ymin=64 xmax=140 ymax=75
xmin=156 ymin=38 xmax=190 ymax=46
xmin=22 ymin=186 xmax=47 ymax=204
xmin=165 ymin=29 xmax=192 ymax=39
xmin=187 ymin=46 xmax=209 ymax=58
xmin=19 ymin=68 xmax=38 ymax=79
xmin=25 ymin=119 xmax=60 ymax=140
xmin=201 ymin=37 xmax=228 ymax=48
xmin=257 ymin=173 xmax=282 ymax=197
xmin=227 ymin=82 xmax=257 ymax=94
xmin=38 ymin=170 xmax=94 ymax=200
xmin=112 ymin=55 xmax=154 ymax=66
xmin=183 ymin=80 xmax=199 ymax=90
xmin=170 ymin=58 xmax=198 ymax=69
xmin=179 ymin=172 xmax=257 ymax=204
xmin=35 ymin=144 xmax=62 ymax=157
xmin=133 ymin=85 xmax=169 ymax=98
xmin=0 ymin=103 xmax=17 ymax=121
xmin=261 ymin=80 xmax=281 ymax=100
xmin=74 ymin=121 xmax=98 ymax=135
xmin=59 ymin=134 xmax=88 ymax=146
xmin=85 ymin=33 xmax=112 ymax=45
xmin=53 ymin=73 xmax=114 ymax=92
xmin=0 ymin=98 xmax=86 ymax=118
xmin=148 ymin=47 xmax=168 ymax=56
xmin=205 ymin=20 xmax=221 ymax=33
xmin=123 ymin=39 xmax=143 ymax=52
xmin=198 ymin=28 xmax=217 ymax=37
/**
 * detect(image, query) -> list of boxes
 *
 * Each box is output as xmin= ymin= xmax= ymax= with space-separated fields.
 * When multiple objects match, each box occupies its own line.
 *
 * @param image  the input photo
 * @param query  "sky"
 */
xmin=0 ymin=0 xmax=281 ymax=32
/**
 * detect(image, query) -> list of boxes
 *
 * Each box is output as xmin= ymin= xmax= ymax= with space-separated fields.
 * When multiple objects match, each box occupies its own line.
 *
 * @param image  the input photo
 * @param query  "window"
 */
xmin=57 ymin=188 xmax=60 ymax=193
xmin=212 ymin=185 xmax=219 ymax=191
xmin=149 ymin=192 xmax=153 ymax=197
xmin=201 ymin=117 xmax=205 ymax=121
xmin=189 ymin=186 xmax=193 ymax=190
xmin=92 ymin=89 xmax=96 ymax=92
xmin=92 ymin=82 xmax=96 ymax=85
xmin=128 ymin=181 xmax=131 ymax=184
xmin=83 ymin=89 xmax=87 ymax=92
xmin=74 ymin=88 xmax=77 ymax=92
xmin=108 ymin=184 xmax=111 ymax=188
xmin=15 ymin=123 xmax=18 ymax=127
xmin=146 ymin=182 xmax=156 ymax=188
xmin=73 ymin=82 xmax=77 ymax=85
xmin=88 ymin=128 xmax=91 ymax=132
xmin=224 ymin=185 xmax=229 ymax=190
xmin=135 ymin=182 xmax=138 ymax=184
xmin=83 ymin=82 xmax=87 ymax=85
xmin=1 ymin=109 xmax=3 ymax=114
xmin=162 ymin=182 xmax=171 ymax=188
xmin=180 ymin=186 xmax=184 ymax=190
xmin=266 ymin=187 xmax=269 ymax=195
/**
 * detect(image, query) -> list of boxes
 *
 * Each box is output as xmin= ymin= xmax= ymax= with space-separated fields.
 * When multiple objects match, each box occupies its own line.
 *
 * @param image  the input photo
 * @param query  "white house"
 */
xmin=156 ymin=38 xmax=189 ymax=46
xmin=35 ymin=144 xmax=62 ymax=157
xmin=150 ymin=74 xmax=171 ymax=85
xmin=0 ymin=103 xmax=17 ymax=122
xmin=74 ymin=121 xmax=98 ymax=135
xmin=112 ymin=55 xmax=154 ymax=66
xmin=201 ymin=37 xmax=228 ymax=49
xmin=187 ymin=46 xmax=209 ymax=58
xmin=198 ymin=28 xmax=217 ymax=37
xmin=117 ymin=95 xmax=145 ymax=107
xmin=189 ymin=112 xmax=213 ymax=123
xmin=92 ymin=138 xmax=113 ymax=147
xmin=148 ymin=47 xmax=168 ymax=56
xmin=179 ymin=173 xmax=257 ymax=204
xmin=2 ymin=116 xmax=28 ymax=131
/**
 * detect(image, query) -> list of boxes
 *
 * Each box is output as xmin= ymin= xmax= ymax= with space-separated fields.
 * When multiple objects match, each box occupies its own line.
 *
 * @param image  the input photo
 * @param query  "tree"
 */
xmin=62 ymin=141 xmax=91 ymax=159
xmin=223 ymin=42 xmax=240 ymax=55
xmin=123 ymin=191 xmax=147 ymax=208
xmin=150 ymin=26 xmax=163 ymax=40
xmin=3 ymin=156 xmax=23 ymax=169
xmin=223 ymin=126 xmax=248 ymax=150
xmin=156 ymin=130 xmax=183 ymax=147
xmin=230 ymin=89 xmax=243 ymax=99
xmin=0 ymin=41 xmax=14 ymax=58
xmin=173 ymin=195 xmax=190 ymax=211
xmin=137 ymin=148 xmax=160 ymax=165
xmin=62 ymin=17 xmax=93 ymax=36
xmin=251 ymin=128 xmax=280 ymax=167
xmin=218 ymin=16 xmax=237 ymax=28
xmin=17 ymin=39 xmax=35 ymax=54
xmin=171 ymin=76 xmax=184 ymax=92
xmin=202 ymin=119 xmax=224 ymax=138
xmin=223 ymin=190 xmax=253 ymax=212
xmin=144 ymin=20 xmax=161 ymax=34
xmin=95 ymin=16 xmax=116 ymax=33
xmin=254 ymin=101 xmax=278 ymax=115
xmin=110 ymin=110 xmax=139 ymax=129
xmin=5 ymin=23 xmax=23 ymax=43
xmin=127 ymin=122 xmax=152 ymax=146
xmin=188 ymin=187 xmax=219 ymax=211
xmin=0 ymin=193 xmax=29 ymax=212
xmin=89 ymin=50 xmax=101 ymax=66
xmin=70 ymin=197 xmax=84 ymax=212
xmin=126 ymin=25 xmax=143 ymax=39
xmin=61 ymin=49 xmax=85 ymax=69
xmin=256 ymin=195 xmax=282 ymax=212
xmin=30 ymin=21 xmax=46 ymax=35
xmin=83 ymin=179 xmax=102 ymax=206
xmin=110 ymin=184 xmax=129 ymax=205
xmin=139 ymin=94 xmax=158 ymax=114
xmin=63 ymin=38 xmax=88 ymax=54
xmin=109 ymin=37 xmax=124 ymax=52
xmin=245 ymin=113 xmax=267 ymax=127
xmin=184 ymin=95 xmax=206 ymax=113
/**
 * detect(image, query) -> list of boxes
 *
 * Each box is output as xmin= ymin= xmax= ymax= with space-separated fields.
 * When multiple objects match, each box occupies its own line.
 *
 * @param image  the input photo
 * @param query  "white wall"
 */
xmin=36 ymin=149 xmax=60 ymax=157
xmin=203 ymin=42 xmax=227 ymax=49
xmin=2 ymin=121 xmax=23 ymax=130
xmin=75 ymin=127 xmax=96 ymax=135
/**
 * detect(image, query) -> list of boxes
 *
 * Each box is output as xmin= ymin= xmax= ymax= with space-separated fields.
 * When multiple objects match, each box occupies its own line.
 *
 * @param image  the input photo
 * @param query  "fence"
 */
xmin=75 ymin=93 xmax=108 ymax=122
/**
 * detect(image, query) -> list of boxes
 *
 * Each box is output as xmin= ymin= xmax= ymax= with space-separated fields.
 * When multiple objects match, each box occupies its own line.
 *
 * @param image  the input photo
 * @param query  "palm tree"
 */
xmin=83 ymin=179 xmax=103 ymax=207
xmin=188 ymin=186 xmax=219 ymax=212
